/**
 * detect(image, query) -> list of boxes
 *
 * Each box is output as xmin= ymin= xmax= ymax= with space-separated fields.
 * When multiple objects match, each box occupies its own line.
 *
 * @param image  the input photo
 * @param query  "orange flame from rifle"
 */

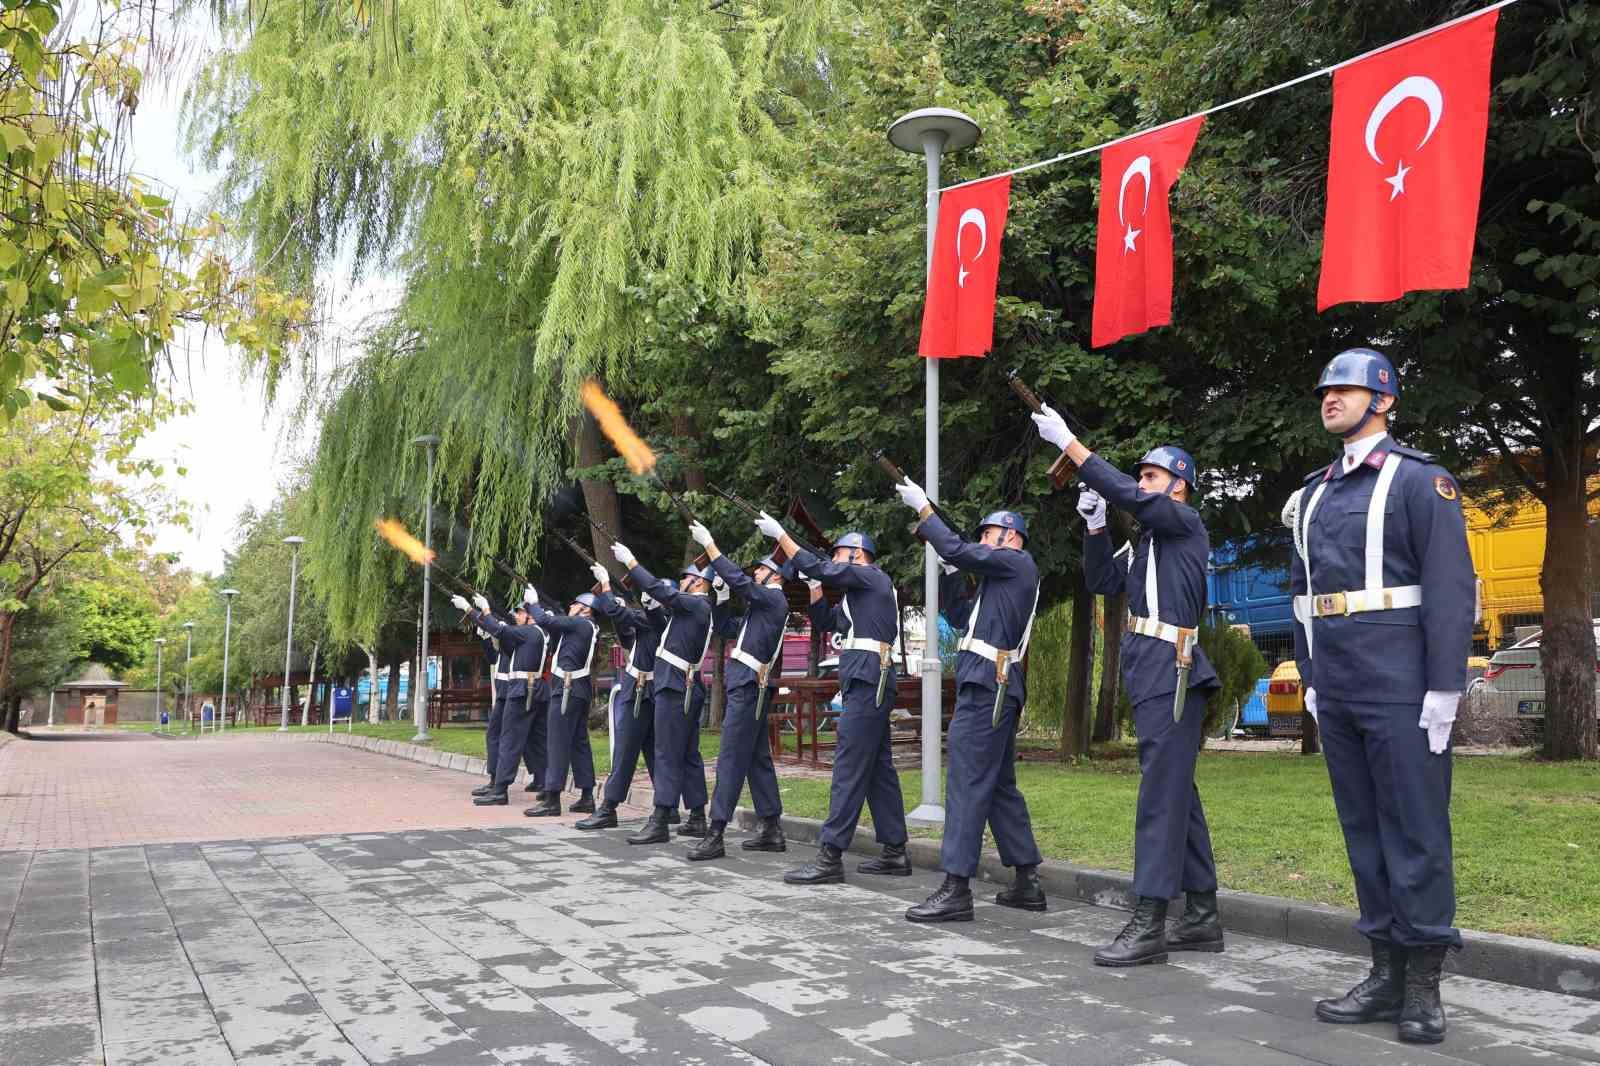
xmin=581 ymin=379 xmax=657 ymax=475
xmin=375 ymin=517 xmax=436 ymax=565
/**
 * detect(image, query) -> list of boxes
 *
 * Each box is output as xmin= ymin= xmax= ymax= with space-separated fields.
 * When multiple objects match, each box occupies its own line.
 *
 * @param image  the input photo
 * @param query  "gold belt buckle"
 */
xmin=995 ymin=649 xmax=1010 ymax=684
xmin=1314 ymin=592 xmax=1346 ymax=617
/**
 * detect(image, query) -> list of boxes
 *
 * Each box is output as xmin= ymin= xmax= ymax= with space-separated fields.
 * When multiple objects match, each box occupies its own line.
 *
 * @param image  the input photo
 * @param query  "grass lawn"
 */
xmin=198 ymin=721 xmax=1599 ymax=946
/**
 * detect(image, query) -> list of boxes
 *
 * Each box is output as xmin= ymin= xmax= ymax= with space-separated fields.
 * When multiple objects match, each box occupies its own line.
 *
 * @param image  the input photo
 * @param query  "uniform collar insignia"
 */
xmin=1364 ymin=449 xmax=1389 ymax=469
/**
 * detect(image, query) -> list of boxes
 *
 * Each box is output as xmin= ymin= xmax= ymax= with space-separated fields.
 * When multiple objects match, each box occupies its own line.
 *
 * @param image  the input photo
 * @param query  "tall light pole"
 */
xmin=220 ymin=588 xmax=240 ymax=732
xmin=411 ymin=434 xmax=440 ymax=742
xmin=888 ymin=107 xmax=981 ymax=827
xmin=153 ymin=638 xmax=167 ymax=728
xmin=182 ymin=621 xmax=195 ymax=734
xmin=279 ymin=535 xmax=305 ymax=732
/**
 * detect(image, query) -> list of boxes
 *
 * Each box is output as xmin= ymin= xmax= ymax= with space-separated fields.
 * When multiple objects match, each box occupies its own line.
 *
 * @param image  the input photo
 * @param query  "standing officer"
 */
xmin=576 ymin=565 xmax=666 ymax=830
xmin=1032 ymin=407 xmax=1223 ymax=967
xmin=611 ymin=542 xmax=714 ymax=843
xmin=525 ymin=588 xmax=601 ymax=817
xmin=889 ymin=481 xmax=1045 ymax=923
xmin=471 ymin=624 xmax=501 ymax=799
xmin=685 ymin=520 xmax=791 ymax=861
xmin=1288 ymin=348 xmax=1472 ymax=1046
xmin=451 ymin=593 xmax=549 ymax=806
xmin=754 ymin=512 xmax=910 ymax=885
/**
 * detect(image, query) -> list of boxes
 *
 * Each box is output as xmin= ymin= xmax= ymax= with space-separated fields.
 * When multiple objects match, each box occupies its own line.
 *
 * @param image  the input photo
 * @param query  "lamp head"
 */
xmin=283 ymin=535 xmax=305 ymax=546
xmin=221 ymin=588 xmax=240 ymax=599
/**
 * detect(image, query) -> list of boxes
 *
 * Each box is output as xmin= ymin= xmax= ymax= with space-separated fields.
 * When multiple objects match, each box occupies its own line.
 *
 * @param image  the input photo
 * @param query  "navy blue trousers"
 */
xmin=544 ymin=683 xmax=596 ymax=792
xmin=604 ymin=681 xmax=657 ymax=806
xmin=820 ymin=677 xmax=908 ymax=851
xmin=941 ymin=682 xmax=1042 ymax=878
xmin=709 ymin=681 xmax=782 ymax=824
xmin=1131 ymin=688 xmax=1217 ymax=899
xmin=484 ymin=693 xmax=503 ymax=781
xmin=650 ymin=681 xmax=708 ymax=809
xmin=493 ymin=693 xmax=542 ymax=790
xmin=1318 ymin=695 xmax=1459 ymax=947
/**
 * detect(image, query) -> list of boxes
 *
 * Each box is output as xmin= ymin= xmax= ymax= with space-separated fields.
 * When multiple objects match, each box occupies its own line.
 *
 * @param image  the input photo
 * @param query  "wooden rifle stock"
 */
xmin=870 ymin=451 xmax=953 ymax=540
xmin=706 ymin=483 xmax=827 ymax=563
xmin=1004 ymin=369 xmax=1078 ymax=490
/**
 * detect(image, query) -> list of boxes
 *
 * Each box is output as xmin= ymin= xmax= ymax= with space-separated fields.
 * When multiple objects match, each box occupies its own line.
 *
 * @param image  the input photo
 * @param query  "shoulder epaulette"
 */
xmin=1303 ymin=464 xmax=1333 ymax=485
xmin=1386 ymin=443 xmax=1436 ymax=463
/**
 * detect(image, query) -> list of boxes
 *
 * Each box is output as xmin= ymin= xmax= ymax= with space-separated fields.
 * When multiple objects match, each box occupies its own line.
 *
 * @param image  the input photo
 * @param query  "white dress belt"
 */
xmin=1294 ymin=585 xmax=1422 ymax=619
xmin=624 ymin=663 xmax=653 ymax=681
xmin=841 ymin=638 xmax=893 ymax=654
xmin=1128 ymin=615 xmax=1184 ymax=644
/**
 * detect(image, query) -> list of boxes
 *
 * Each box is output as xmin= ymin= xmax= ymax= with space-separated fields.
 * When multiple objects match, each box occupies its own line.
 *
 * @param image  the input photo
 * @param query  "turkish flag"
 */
xmin=1317 ymin=11 xmax=1499 ymax=310
xmin=918 ymin=176 xmax=1011 ymax=358
xmin=1091 ymin=117 xmax=1204 ymax=349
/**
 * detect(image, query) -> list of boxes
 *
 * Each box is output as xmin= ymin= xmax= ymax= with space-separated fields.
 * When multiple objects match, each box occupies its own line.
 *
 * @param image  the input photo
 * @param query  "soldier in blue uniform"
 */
xmin=470 ymin=625 xmax=501 ymax=799
xmin=889 ymin=483 xmax=1046 ymax=922
xmin=524 ymin=588 xmax=601 ymax=817
xmin=612 ymin=541 xmax=714 ymax=844
xmin=1288 ymin=348 xmax=1472 ymax=1045
xmin=452 ymin=593 xmax=550 ymax=806
xmin=754 ymin=512 xmax=910 ymax=885
xmin=684 ymin=520 xmax=791 ymax=861
xmin=576 ymin=564 xmax=666 ymax=830
xmin=1032 ymin=408 xmax=1223 ymax=966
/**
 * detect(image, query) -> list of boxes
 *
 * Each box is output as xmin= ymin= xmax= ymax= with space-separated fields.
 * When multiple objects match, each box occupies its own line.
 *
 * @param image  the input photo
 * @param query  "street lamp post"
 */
xmin=888 ymin=107 xmax=981 ymax=827
xmin=182 ymin=621 xmax=195 ymax=734
xmin=411 ymin=434 xmax=441 ymax=743
xmin=279 ymin=536 xmax=305 ymax=732
xmin=153 ymin=638 xmax=167 ymax=730
xmin=220 ymin=589 xmax=240 ymax=732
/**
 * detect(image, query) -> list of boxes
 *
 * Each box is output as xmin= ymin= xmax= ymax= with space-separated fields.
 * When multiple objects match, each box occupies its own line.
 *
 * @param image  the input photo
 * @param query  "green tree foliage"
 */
xmin=1199 ymin=619 xmax=1268 ymax=738
xmin=68 ymin=577 xmax=158 ymax=673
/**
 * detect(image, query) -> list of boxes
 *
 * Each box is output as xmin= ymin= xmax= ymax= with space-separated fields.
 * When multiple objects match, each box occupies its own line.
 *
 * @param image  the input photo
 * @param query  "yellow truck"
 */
xmin=1464 ymin=494 xmax=1565 ymax=652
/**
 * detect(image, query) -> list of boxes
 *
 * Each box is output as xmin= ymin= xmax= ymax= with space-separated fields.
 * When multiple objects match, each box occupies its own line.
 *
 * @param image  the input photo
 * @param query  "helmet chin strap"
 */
xmin=1343 ymin=404 xmax=1387 ymax=441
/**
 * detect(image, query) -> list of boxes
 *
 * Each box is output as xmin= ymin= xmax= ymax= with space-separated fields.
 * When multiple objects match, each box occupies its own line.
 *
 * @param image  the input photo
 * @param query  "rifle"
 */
xmin=871 ymin=451 xmax=955 ymax=542
xmin=552 ymin=528 xmax=636 ymax=597
xmin=706 ymin=483 xmax=829 ymax=562
xmin=640 ymin=478 xmax=712 ymax=571
xmin=1005 ymin=369 xmax=1080 ymax=489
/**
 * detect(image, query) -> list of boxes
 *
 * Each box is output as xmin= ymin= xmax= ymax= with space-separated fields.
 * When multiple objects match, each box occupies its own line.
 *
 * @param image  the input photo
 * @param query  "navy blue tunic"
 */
xmin=919 ymin=513 xmax=1040 ymax=703
xmin=707 ymin=554 xmax=789 ymax=689
xmin=790 ymin=547 xmax=898 ymax=689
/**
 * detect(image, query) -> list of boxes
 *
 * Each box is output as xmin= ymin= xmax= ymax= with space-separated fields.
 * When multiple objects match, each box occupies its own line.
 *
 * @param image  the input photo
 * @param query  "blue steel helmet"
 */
xmin=1138 ymin=446 xmax=1198 ymax=493
xmin=573 ymin=592 xmax=598 ymax=610
xmin=680 ymin=563 xmax=708 ymax=582
xmin=1315 ymin=347 xmax=1398 ymax=398
xmin=978 ymin=510 xmax=1028 ymax=543
xmin=755 ymin=554 xmax=784 ymax=577
xmin=834 ymin=532 xmax=877 ymax=559
xmin=517 ymin=601 xmax=537 ymax=616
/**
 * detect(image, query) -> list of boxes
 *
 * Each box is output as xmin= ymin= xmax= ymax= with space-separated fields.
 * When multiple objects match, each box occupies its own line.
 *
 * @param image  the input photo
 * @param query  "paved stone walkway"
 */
xmin=4 ymin=821 xmax=1600 ymax=1066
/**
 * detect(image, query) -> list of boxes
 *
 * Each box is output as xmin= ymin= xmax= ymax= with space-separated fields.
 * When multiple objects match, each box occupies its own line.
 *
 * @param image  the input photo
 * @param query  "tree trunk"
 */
xmin=572 ymin=411 xmax=627 ymax=577
xmin=674 ymin=413 xmax=708 ymax=567
xmin=384 ymin=657 xmax=401 ymax=719
xmin=299 ymin=640 xmax=321 ymax=727
xmin=0 ymin=611 xmax=17 ymax=733
xmin=1541 ymin=480 xmax=1598 ymax=760
xmin=361 ymin=645 xmax=380 ymax=723
xmin=1060 ymin=572 xmax=1094 ymax=758
xmin=1093 ymin=591 xmax=1125 ymax=742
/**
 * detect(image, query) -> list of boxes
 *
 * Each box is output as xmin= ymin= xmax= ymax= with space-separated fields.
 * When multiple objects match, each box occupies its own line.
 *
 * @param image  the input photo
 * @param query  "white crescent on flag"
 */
xmin=1117 ymin=155 xmax=1151 ymax=253
xmin=1364 ymin=75 xmax=1443 ymax=200
xmin=956 ymin=207 xmax=987 ymax=288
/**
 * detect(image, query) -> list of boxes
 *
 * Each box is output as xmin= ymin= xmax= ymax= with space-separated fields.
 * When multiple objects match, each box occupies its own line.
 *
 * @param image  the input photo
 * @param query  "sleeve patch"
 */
xmin=1434 ymin=475 xmax=1459 ymax=501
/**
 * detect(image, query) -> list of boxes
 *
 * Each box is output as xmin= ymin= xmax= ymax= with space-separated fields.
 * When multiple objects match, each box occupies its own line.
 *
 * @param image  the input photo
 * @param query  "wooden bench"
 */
xmin=767 ymin=676 xmax=958 ymax=768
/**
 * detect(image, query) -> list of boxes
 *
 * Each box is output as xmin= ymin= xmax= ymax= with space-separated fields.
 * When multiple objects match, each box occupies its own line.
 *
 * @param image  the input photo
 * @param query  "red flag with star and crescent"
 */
xmin=918 ymin=176 xmax=1011 ymax=358
xmin=1317 ymin=10 xmax=1499 ymax=311
xmin=1091 ymin=117 xmax=1204 ymax=349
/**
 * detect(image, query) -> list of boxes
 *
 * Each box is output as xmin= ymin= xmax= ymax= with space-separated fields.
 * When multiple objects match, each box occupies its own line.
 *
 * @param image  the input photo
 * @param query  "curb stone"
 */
xmin=289 ymin=731 xmax=1600 ymax=1001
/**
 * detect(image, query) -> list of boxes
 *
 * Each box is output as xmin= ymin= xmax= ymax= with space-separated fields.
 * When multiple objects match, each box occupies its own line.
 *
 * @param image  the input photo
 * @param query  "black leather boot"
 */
xmin=627 ymin=806 xmax=672 ymax=845
xmin=741 ymin=815 xmax=787 ymax=852
xmin=906 ymin=875 xmax=975 ymax=923
xmin=1316 ymin=939 xmax=1406 ymax=1024
xmin=784 ymin=844 xmax=845 ymax=885
xmin=994 ymin=865 xmax=1047 ymax=912
xmin=667 ymin=808 xmax=681 ymax=824
xmin=523 ymin=779 xmax=541 ymax=792
xmin=523 ymin=791 xmax=561 ymax=817
xmin=857 ymin=842 xmax=912 ymax=876
xmin=471 ymin=782 xmax=496 ymax=797
xmin=1168 ymin=890 xmax=1224 ymax=952
xmin=574 ymin=799 xmax=618 ymax=831
xmin=688 ymin=821 xmax=727 ymax=862
xmin=570 ymin=789 xmax=595 ymax=814
xmin=473 ymin=787 xmax=509 ymax=807
xmin=1398 ymin=945 xmax=1449 ymax=1044
xmin=677 ymin=807 xmax=708 ymax=838
xmin=1094 ymin=897 xmax=1169 ymax=967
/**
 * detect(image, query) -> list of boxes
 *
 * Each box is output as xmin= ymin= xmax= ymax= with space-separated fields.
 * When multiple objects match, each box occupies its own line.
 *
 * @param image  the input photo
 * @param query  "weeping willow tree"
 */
xmin=185 ymin=0 xmax=852 ymax=642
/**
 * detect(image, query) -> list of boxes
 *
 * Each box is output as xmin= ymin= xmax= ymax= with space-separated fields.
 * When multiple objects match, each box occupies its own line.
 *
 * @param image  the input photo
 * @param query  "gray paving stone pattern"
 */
xmin=3 ymin=824 xmax=1599 ymax=1065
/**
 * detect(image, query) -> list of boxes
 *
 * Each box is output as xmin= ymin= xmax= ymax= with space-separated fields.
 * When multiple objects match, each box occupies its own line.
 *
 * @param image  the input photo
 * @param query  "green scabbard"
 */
xmin=1172 ymin=666 xmax=1191 ymax=722
xmin=991 ymin=681 xmax=1008 ymax=730
xmin=632 ymin=681 xmax=643 ymax=720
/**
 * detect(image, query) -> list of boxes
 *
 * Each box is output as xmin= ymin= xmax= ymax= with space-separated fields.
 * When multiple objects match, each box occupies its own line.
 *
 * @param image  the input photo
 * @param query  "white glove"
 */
xmin=894 ymin=477 xmax=929 ymax=513
xmin=475 ymin=626 xmax=488 ymax=639
xmin=939 ymin=560 xmax=959 ymax=576
xmin=1076 ymin=488 xmax=1107 ymax=531
xmin=1305 ymin=686 xmax=1318 ymax=724
xmin=688 ymin=521 xmax=715 ymax=549
xmin=1420 ymin=691 xmax=1460 ymax=755
xmin=451 ymin=594 xmax=470 ymax=612
xmin=523 ymin=583 xmax=538 ymax=605
xmin=805 ymin=579 xmax=822 ymax=594
xmin=755 ymin=511 xmax=785 ymax=539
xmin=472 ymin=592 xmax=490 ymax=613
xmin=611 ymin=541 xmax=636 ymax=567
xmin=640 ymin=592 xmax=659 ymax=610
xmin=589 ymin=563 xmax=609 ymax=586
xmin=713 ymin=575 xmax=730 ymax=603
xmin=1031 ymin=403 xmax=1075 ymax=451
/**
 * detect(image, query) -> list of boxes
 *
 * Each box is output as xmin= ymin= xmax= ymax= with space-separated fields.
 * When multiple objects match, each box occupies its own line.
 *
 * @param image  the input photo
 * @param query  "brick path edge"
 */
xmin=285 ymin=731 xmax=1600 ymax=1002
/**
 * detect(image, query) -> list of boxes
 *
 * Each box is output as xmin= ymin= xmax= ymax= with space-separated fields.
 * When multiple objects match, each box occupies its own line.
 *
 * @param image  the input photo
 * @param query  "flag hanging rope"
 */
xmin=938 ymin=0 xmax=1519 ymax=195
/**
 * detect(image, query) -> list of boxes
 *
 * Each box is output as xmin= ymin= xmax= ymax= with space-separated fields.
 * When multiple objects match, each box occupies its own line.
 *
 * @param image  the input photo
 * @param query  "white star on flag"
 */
xmin=1123 ymin=222 xmax=1141 ymax=253
xmin=1384 ymin=160 xmax=1412 ymax=200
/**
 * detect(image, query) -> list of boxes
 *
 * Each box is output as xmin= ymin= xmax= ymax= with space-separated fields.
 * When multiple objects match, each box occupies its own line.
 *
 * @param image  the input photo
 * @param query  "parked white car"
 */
xmin=1479 ymin=621 xmax=1600 ymax=717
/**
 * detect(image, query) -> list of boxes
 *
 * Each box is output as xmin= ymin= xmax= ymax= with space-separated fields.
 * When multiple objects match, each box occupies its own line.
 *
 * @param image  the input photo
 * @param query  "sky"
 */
xmin=115 ymin=8 xmax=398 ymax=575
